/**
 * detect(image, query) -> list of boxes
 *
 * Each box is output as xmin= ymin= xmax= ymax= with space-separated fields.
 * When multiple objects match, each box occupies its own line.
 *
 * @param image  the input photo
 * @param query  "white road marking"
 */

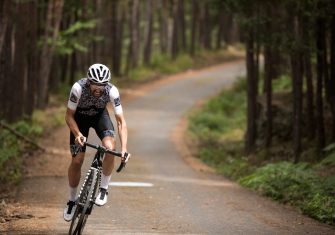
xmin=109 ymin=182 xmax=154 ymax=187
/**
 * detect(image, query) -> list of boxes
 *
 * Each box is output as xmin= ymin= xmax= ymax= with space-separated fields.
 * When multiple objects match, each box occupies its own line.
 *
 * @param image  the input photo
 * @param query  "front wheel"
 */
xmin=69 ymin=169 xmax=98 ymax=235
xmin=68 ymin=206 xmax=87 ymax=234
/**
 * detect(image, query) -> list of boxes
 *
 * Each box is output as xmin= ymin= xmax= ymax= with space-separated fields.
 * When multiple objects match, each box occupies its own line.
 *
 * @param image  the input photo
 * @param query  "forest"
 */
xmin=0 ymin=0 xmax=239 ymax=121
xmin=0 ymin=0 xmax=241 ymax=185
xmin=0 ymin=0 xmax=335 ymax=225
xmin=1 ymin=0 xmax=335 ymax=161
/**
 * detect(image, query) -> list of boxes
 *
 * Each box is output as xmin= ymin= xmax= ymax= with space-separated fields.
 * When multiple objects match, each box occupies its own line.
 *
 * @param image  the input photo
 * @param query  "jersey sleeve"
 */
xmin=67 ymin=83 xmax=82 ymax=111
xmin=109 ymin=86 xmax=123 ymax=114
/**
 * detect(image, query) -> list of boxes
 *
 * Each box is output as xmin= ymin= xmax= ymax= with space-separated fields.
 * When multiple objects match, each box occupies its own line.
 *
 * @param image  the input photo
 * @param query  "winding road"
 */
xmin=9 ymin=61 xmax=335 ymax=234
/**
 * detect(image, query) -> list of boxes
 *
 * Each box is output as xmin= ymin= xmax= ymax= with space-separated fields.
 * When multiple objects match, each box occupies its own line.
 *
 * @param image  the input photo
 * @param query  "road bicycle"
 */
xmin=69 ymin=142 xmax=130 ymax=235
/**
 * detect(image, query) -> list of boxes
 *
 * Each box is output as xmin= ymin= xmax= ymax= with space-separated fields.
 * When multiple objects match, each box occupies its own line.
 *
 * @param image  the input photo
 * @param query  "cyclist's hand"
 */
xmin=122 ymin=151 xmax=130 ymax=163
xmin=75 ymin=133 xmax=86 ymax=146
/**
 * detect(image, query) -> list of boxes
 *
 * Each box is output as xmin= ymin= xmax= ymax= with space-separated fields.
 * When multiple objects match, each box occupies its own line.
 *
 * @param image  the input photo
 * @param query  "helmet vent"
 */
xmin=87 ymin=63 xmax=111 ymax=84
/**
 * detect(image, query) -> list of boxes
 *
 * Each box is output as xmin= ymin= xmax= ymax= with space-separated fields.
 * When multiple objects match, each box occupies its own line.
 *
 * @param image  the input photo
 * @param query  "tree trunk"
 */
xmin=10 ymin=1 xmax=28 ymax=121
xmin=143 ymin=0 xmax=154 ymax=66
xmin=171 ymin=0 xmax=179 ymax=59
xmin=216 ymin=4 xmax=225 ymax=49
xmin=37 ymin=0 xmax=64 ymax=108
xmin=158 ymin=0 xmax=168 ymax=54
xmin=115 ymin=2 xmax=125 ymax=76
xmin=202 ymin=2 xmax=211 ymax=50
xmin=245 ymin=26 xmax=258 ymax=154
xmin=291 ymin=16 xmax=303 ymax=163
xmin=264 ymin=45 xmax=273 ymax=148
xmin=331 ymin=14 xmax=335 ymax=139
xmin=111 ymin=0 xmax=118 ymax=75
xmin=304 ymin=53 xmax=315 ymax=139
xmin=302 ymin=16 xmax=315 ymax=140
xmin=315 ymin=16 xmax=326 ymax=153
xmin=190 ymin=0 xmax=199 ymax=56
xmin=178 ymin=0 xmax=186 ymax=51
xmin=25 ymin=0 xmax=38 ymax=116
xmin=325 ymin=13 xmax=335 ymax=140
xmin=76 ymin=0 xmax=89 ymax=71
xmin=69 ymin=52 xmax=77 ymax=85
xmin=0 ymin=0 xmax=9 ymax=56
xmin=222 ymin=13 xmax=233 ymax=44
xmin=0 ymin=0 xmax=13 ymax=120
xmin=130 ymin=0 xmax=140 ymax=68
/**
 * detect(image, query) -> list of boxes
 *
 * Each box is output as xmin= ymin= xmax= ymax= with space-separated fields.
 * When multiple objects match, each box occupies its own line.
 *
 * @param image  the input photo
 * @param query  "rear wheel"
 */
xmin=69 ymin=169 xmax=98 ymax=235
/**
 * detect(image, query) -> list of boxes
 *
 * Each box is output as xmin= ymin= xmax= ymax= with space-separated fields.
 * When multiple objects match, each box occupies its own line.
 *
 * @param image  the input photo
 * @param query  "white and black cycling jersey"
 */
xmin=67 ymin=78 xmax=123 ymax=116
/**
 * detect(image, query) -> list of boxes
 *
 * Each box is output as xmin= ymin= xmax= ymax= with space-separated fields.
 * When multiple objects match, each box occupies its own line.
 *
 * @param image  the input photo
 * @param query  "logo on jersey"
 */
xmin=70 ymin=92 xmax=78 ymax=103
xmin=114 ymin=97 xmax=121 ymax=106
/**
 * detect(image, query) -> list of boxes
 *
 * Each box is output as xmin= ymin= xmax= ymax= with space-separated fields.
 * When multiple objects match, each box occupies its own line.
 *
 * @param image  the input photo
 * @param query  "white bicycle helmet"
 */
xmin=87 ymin=63 xmax=111 ymax=84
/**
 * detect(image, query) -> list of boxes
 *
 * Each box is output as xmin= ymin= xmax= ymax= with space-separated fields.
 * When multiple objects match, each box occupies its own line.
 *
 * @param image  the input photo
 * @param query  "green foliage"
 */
xmin=128 ymin=66 xmax=158 ymax=82
xmin=127 ymin=48 xmax=244 ymax=82
xmin=62 ymin=20 xmax=96 ymax=35
xmin=188 ymin=74 xmax=335 ymax=225
xmin=323 ymin=143 xmax=335 ymax=153
xmin=239 ymin=162 xmax=335 ymax=224
xmin=304 ymin=193 xmax=335 ymax=223
xmin=188 ymin=78 xmax=250 ymax=179
xmin=151 ymin=53 xmax=194 ymax=74
xmin=272 ymin=74 xmax=293 ymax=92
xmin=258 ymin=73 xmax=292 ymax=94
xmin=0 ymin=120 xmax=43 ymax=184
xmin=240 ymin=162 xmax=315 ymax=201
xmin=12 ymin=120 xmax=43 ymax=137
xmin=189 ymin=78 xmax=246 ymax=138
xmin=318 ymin=153 xmax=335 ymax=167
xmin=54 ymin=20 xmax=101 ymax=55
xmin=32 ymin=107 xmax=66 ymax=128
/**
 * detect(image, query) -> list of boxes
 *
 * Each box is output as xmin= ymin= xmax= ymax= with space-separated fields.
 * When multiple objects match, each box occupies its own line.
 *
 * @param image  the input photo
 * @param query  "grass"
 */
xmin=187 ymin=75 xmax=335 ymax=225
xmin=188 ymin=78 xmax=249 ymax=180
xmin=122 ymin=47 xmax=244 ymax=83
xmin=0 ymin=119 xmax=43 ymax=185
xmin=0 ymin=105 xmax=66 ymax=188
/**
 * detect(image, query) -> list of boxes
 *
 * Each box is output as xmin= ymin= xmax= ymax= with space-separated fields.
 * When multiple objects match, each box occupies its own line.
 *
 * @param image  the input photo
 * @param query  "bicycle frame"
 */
xmin=68 ymin=142 xmax=127 ymax=235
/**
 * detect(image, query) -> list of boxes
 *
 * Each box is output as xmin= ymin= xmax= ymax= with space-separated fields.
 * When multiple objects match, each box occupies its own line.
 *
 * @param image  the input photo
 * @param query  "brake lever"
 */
xmin=72 ymin=145 xmax=81 ymax=157
xmin=116 ymin=152 xmax=130 ymax=173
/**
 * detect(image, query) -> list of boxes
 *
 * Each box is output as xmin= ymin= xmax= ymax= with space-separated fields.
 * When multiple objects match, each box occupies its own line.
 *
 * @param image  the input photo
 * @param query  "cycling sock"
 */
xmin=100 ymin=174 xmax=111 ymax=190
xmin=69 ymin=186 xmax=77 ymax=201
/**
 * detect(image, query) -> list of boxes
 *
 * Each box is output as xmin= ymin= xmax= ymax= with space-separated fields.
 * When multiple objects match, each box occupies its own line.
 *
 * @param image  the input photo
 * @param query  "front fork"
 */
xmin=77 ymin=167 xmax=101 ymax=215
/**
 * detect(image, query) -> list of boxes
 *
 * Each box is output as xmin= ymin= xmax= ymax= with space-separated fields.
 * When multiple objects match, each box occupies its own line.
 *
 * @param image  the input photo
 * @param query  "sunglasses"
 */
xmin=90 ymin=82 xmax=106 ymax=90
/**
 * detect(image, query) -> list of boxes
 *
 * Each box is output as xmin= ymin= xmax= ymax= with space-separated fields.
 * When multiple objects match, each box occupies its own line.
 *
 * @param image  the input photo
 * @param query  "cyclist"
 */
xmin=63 ymin=63 xmax=128 ymax=221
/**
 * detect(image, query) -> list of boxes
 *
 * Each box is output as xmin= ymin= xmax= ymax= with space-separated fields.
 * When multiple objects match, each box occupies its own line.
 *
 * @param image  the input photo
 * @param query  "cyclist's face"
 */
xmin=89 ymin=82 xmax=106 ymax=97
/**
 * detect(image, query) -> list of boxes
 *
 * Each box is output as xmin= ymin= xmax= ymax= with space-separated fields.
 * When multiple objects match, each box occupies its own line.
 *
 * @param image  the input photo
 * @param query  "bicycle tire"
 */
xmin=69 ymin=169 xmax=98 ymax=235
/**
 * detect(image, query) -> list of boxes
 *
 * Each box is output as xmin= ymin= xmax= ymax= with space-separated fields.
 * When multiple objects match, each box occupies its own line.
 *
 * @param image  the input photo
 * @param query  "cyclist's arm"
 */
xmin=115 ymin=112 xmax=128 ymax=154
xmin=65 ymin=108 xmax=85 ymax=145
xmin=109 ymin=86 xmax=127 ymax=153
xmin=66 ymin=82 xmax=85 ymax=145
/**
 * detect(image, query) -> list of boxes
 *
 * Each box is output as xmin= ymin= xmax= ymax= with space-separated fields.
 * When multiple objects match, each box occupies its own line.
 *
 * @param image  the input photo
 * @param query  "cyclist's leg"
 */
xmin=68 ymin=117 xmax=90 ymax=190
xmin=68 ymin=152 xmax=85 ymax=188
xmin=94 ymin=108 xmax=116 ymax=178
xmin=64 ymin=116 xmax=90 ymax=221
xmin=93 ymin=109 xmax=116 ymax=205
xmin=101 ymin=135 xmax=116 ymax=180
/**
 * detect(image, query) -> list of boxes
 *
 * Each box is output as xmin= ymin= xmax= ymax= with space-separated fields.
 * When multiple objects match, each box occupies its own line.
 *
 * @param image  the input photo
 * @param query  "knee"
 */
xmin=102 ymin=137 xmax=115 ymax=150
xmin=71 ymin=156 xmax=84 ymax=170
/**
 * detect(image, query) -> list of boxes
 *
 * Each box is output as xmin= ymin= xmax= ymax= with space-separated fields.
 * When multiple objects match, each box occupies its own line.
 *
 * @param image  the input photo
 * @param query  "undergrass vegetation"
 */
xmin=0 ymin=107 xmax=66 ymax=188
xmin=188 ymin=76 xmax=335 ymax=225
xmin=0 ymin=119 xmax=43 ymax=185
xmin=126 ymin=47 xmax=244 ymax=83
xmin=188 ymin=78 xmax=250 ymax=180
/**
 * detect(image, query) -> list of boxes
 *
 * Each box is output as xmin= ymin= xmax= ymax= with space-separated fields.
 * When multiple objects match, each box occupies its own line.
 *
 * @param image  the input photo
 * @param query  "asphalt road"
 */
xmin=10 ymin=61 xmax=335 ymax=235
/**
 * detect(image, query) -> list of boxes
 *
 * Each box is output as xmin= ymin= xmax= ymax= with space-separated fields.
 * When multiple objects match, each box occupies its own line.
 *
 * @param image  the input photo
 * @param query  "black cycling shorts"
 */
xmin=70 ymin=108 xmax=115 ymax=156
